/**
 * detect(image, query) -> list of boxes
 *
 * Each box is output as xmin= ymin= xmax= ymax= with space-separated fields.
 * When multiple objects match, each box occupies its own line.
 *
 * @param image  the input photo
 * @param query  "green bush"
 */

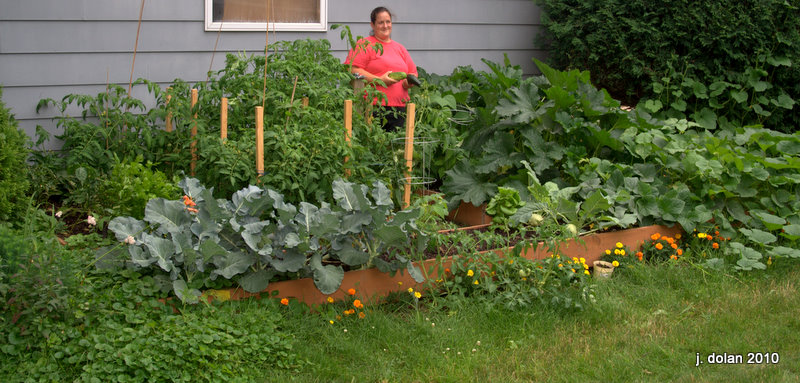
xmin=534 ymin=0 xmax=800 ymax=131
xmin=100 ymin=156 xmax=180 ymax=219
xmin=0 ymin=88 xmax=30 ymax=221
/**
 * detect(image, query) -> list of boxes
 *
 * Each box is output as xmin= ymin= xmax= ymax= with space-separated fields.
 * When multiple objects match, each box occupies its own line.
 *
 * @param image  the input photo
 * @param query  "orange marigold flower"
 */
xmin=671 ymin=243 xmax=678 ymax=249
xmin=670 ymin=255 xmax=678 ymax=260
xmin=676 ymin=249 xmax=683 ymax=256
xmin=444 ymin=268 xmax=451 ymax=274
xmin=280 ymin=298 xmax=289 ymax=306
xmin=636 ymin=251 xmax=643 ymax=261
xmin=358 ymin=312 xmax=366 ymax=319
xmin=651 ymin=233 xmax=661 ymax=240
xmin=182 ymin=195 xmax=197 ymax=207
xmin=347 ymin=288 xmax=356 ymax=296
xmin=715 ymin=231 xmax=720 ymax=236
xmin=665 ymin=237 xmax=674 ymax=245
xmin=353 ymin=299 xmax=363 ymax=309
xmin=327 ymin=297 xmax=334 ymax=304
xmin=706 ymin=235 xmax=713 ymax=241
xmin=187 ymin=207 xmax=199 ymax=213
xmin=655 ymin=243 xmax=663 ymax=250
xmin=675 ymin=233 xmax=682 ymax=239
xmin=712 ymin=242 xmax=719 ymax=249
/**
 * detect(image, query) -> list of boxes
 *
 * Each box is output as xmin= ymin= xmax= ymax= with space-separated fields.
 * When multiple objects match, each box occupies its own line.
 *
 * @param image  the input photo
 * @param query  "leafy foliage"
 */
xmin=534 ymin=0 xmax=799 ymax=131
xmin=103 ymin=178 xmax=426 ymax=302
xmin=0 ymin=88 xmax=30 ymax=222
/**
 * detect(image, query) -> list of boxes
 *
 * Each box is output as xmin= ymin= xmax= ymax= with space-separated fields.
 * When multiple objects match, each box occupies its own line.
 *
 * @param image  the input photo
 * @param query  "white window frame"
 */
xmin=204 ymin=0 xmax=328 ymax=32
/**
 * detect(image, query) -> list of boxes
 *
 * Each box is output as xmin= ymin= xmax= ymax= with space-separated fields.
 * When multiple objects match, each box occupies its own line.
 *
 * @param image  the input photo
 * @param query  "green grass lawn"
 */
xmin=262 ymin=260 xmax=800 ymax=382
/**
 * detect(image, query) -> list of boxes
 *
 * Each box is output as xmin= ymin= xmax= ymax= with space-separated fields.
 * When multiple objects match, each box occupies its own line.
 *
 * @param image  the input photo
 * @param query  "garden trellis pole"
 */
xmin=220 ymin=97 xmax=228 ymax=140
xmin=256 ymin=106 xmax=264 ymax=177
xmin=190 ymin=89 xmax=198 ymax=176
xmin=403 ymin=103 xmax=416 ymax=208
xmin=344 ymin=100 xmax=353 ymax=177
xmin=128 ymin=0 xmax=145 ymax=98
xmin=165 ymin=87 xmax=173 ymax=132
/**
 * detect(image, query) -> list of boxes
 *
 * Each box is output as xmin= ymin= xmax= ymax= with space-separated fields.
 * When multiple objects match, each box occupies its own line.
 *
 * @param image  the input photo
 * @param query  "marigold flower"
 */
xmin=616 ymin=242 xmax=624 ymax=249
xmin=473 ymin=280 xmax=479 ymax=285
xmin=675 ymin=234 xmax=682 ymax=239
xmin=676 ymin=249 xmax=683 ymax=256
xmin=706 ymin=235 xmax=713 ymax=241
xmin=612 ymin=260 xmax=619 ymax=267
xmin=580 ymin=257 xmax=586 ymax=264
xmin=508 ymin=259 xmax=514 ymax=265
xmin=665 ymin=237 xmax=675 ymax=245
xmin=670 ymin=255 xmax=678 ymax=260
xmin=558 ymin=263 xmax=563 ymax=268
xmin=584 ymin=270 xmax=591 ymax=275
xmin=414 ymin=291 xmax=422 ymax=299
xmin=358 ymin=312 xmax=366 ymax=319
xmin=655 ymin=243 xmax=663 ymax=250
xmin=620 ymin=250 xmax=626 ymax=256
xmin=698 ymin=233 xmax=707 ymax=239
xmin=636 ymin=252 xmax=643 ymax=261
xmin=397 ymin=281 xmax=403 ymax=286
xmin=329 ymin=320 xmax=334 ymax=324
xmin=182 ymin=195 xmax=197 ymax=207
xmin=467 ymin=269 xmax=474 ymax=277
xmin=605 ymin=249 xmax=611 ymax=255
xmin=712 ymin=242 xmax=719 ymax=249
xmin=348 ymin=288 xmax=356 ymax=296
xmin=571 ymin=268 xmax=576 ymax=273
xmin=444 ymin=268 xmax=450 ymax=274
xmin=614 ymin=249 xmax=621 ymax=255
xmin=353 ymin=299 xmax=363 ymax=308
xmin=187 ymin=207 xmax=199 ymax=213
xmin=327 ymin=297 xmax=334 ymax=303
xmin=280 ymin=298 xmax=289 ymax=306
xmin=583 ymin=263 xmax=589 ymax=270
xmin=671 ymin=243 xmax=678 ymax=249
xmin=651 ymin=233 xmax=661 ymax=240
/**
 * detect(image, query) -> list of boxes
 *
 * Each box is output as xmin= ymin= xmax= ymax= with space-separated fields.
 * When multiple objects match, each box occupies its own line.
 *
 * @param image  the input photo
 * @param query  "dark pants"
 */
xmin=375 ymin=106 xmax=406 ymax=132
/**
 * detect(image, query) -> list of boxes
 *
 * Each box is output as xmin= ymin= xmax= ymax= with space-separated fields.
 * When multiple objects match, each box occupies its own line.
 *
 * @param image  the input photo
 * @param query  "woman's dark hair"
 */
xmin=370 ymin=6 xmax=392 ymax=24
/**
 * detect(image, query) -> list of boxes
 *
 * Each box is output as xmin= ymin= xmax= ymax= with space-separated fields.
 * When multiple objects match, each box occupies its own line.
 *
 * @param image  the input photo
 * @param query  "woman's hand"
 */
xmin=379 ymin=71 xmax=399 ymax=86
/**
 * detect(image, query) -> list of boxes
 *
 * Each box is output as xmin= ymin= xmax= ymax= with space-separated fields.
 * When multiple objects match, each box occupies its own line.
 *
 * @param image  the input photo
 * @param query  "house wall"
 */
xmin=0 ymin=0 xmax=544 ymax=147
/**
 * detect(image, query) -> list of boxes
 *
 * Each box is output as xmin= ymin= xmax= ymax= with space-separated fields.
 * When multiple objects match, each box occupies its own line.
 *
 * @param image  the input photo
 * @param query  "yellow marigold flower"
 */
xmin=612 ymin=260 xmax=619 ymax=267
xmin=414 ymin=291 xmax=422 ymax=299
xmin=467 ymin=269 xmax=474 ymax=277
xmin=558 ymin=263 xmax=563 ymax=268
xmin=327 ymin=297 xmax=334 ymax=303
xmin=329 ymin=320 xmax=334 ymax=324
xmin=614 ymin=249 xmax=621 ymax=255
xmin=584 ymin=270 xmax=590 ymax=275
xmin=407 ymin=287 xmax=414 ymax=293
xmin=398 ymin=281 xmax=403 ymax=286
xmin=605 ymin=249 xmax=611 ymax=255
xmin=571 ymin=268 xmax=576 ymax=273
xmin=580 ymin=257 xmax=586 ymax=264
xmin=675 ymin=233 xmax=682 ymax=239
xmin=620 ymin=250 xmax=626 ymax=256
xmin=583 ymin=263 xmax=589 ymax=270
xmin=616 ymin=242 xmax=624 ymax=249
xmin=698 ymin=233 xmax=707 ymax=239
xmin=572 ymin=257 xmax=579 ymax=263
xmin=509 ymin=259 xmax=514 ymax=264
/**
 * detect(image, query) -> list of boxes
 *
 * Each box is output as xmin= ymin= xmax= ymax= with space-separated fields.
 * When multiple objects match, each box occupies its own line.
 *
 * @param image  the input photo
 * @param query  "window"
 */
xmin=205 ymin=0 xmax=327 ymax=32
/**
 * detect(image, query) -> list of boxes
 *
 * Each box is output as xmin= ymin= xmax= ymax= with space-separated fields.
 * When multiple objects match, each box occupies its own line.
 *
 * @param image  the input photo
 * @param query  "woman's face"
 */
xmin=371 ymin=11 xmax=392 ymax=41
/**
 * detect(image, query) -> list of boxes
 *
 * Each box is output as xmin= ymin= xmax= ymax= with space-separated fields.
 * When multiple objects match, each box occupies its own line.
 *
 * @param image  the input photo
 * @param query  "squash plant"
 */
xmin=101 ymin=178 xmax=426 ymax=303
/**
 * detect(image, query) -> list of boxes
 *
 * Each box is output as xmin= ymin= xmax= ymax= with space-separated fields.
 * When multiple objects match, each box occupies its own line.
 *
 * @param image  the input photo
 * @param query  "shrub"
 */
xmin=534 ymin=0 xmax=800 ymax=131
xmin=0 ymin=88 xmax=30 ymax=221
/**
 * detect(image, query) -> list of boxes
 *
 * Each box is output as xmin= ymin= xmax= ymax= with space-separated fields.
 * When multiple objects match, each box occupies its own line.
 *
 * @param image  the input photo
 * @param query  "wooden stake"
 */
xmin=165 ymin=87 xmax=173 ymax=132
xmin=220 ymin=97 xmax=228 ymax=140
xmin=302 ymin=97 xmax=309 ymax=108
xmin=128 ymin=0 xmax=146 ymax=98
xmin=256 ymin=106 xmax=264 ymax=177
xmin=403 ymin=103 xmax=416 ymax=208
xmin=344 ymin=100 xmax=353 ymax=177
xmin=190 ymin=89 xmax=198 ymax=176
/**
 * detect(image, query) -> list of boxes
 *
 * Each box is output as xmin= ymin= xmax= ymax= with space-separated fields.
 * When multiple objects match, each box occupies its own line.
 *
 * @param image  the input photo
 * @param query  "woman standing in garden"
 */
xmin=344 ymin=6 xmax=418 ymax=131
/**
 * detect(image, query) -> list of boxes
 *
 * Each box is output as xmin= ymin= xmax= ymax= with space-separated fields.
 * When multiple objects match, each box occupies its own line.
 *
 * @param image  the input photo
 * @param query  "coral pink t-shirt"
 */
xmin=344 ymin=36 xmax=417 ymax=107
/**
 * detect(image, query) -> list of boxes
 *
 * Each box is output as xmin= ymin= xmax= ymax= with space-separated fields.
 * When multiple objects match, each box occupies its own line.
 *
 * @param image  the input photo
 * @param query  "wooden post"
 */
xmin=220 ymin=97 xmax=228 ymax=140
xmin=344 ymin=100 xmax=353 ymax=177
xmin=255 ymin=106 xmax=264 ymax=178
xmin=190 ymin=88 xmax=198 ymax=176
xmin=403 ymin=103 xmax=416 ymax=208
xmin=165 ymin=88 xmax=173 ymax=132
xmin=302 ymin=97 xmax=309 ymax=108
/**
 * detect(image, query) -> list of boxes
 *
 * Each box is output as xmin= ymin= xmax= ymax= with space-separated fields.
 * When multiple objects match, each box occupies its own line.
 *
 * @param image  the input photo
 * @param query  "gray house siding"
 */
xmin=0 ymin=0 xmax=544 ymax=147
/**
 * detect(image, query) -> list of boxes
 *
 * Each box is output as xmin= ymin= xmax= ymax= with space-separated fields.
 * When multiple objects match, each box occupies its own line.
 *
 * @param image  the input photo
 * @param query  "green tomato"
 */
xmin=565 ymin=223 xmax=578 ymax=236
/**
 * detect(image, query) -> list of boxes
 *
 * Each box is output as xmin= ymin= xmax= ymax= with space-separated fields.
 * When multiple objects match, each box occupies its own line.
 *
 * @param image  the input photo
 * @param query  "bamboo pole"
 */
xmin=344 ymin=100 xmax=353 ymax=177
xmin=403 ymin=103 xmax=416 ymax=208
xmin=220 ymin=97 xmax=228 ymax=140
xmin=165 ymin=87 xmax=173 ymax=132
xmin=128 ymin=0 xmax=146 ymax=98
xmin=256 ymin=106 xmax=264 ymax=177
xmin=190 ymin=89 xmax=198 ymax=176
